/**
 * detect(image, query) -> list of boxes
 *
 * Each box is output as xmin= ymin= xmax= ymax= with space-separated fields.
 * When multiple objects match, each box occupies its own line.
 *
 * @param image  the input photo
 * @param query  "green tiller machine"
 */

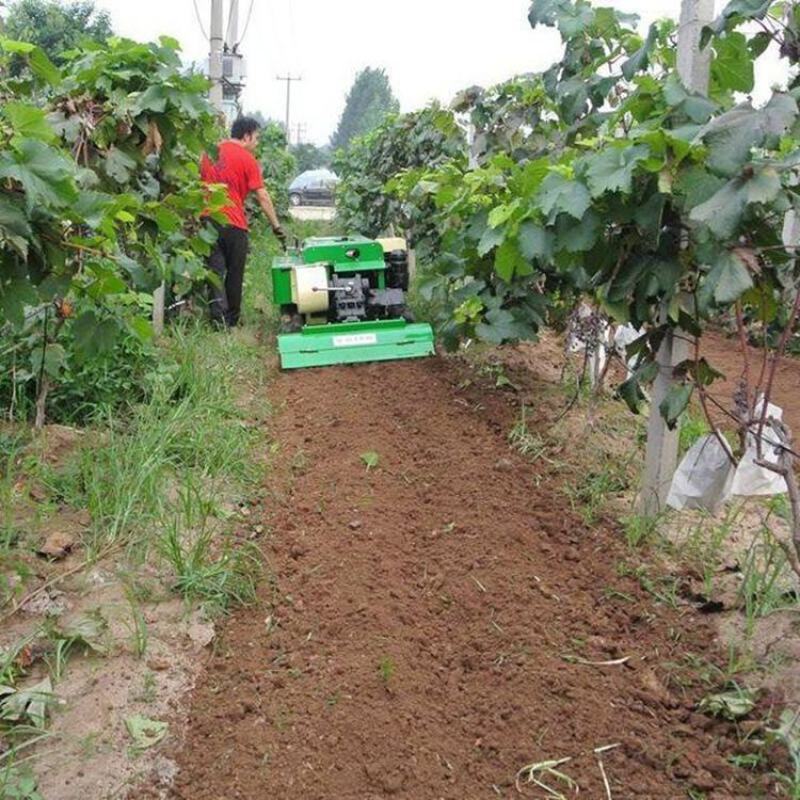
xmin=272 ymin=236 xmax=435 ymax=369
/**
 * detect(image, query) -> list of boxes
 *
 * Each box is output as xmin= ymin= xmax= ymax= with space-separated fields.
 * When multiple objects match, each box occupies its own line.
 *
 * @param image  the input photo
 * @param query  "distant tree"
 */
xmin=291 ymin=142 xmax=330 ymax=173
xmin=2 ymin=0 xmax=113 ymax=64
xmin=330 ymin=67 xmax=399 ymax=152
xmin=255 ymin=121 xmax=296 ymax=217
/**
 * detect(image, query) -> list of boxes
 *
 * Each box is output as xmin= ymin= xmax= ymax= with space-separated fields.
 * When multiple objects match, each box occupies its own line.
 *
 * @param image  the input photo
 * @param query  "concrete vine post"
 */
xmin=152 ymin=284 xmax=165 ymax=337
xmin=639 ymin=0 xmax=715 ymax=516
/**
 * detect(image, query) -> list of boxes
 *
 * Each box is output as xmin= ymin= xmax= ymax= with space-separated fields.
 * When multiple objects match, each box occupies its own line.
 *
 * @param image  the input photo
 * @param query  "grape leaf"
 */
xmin=495 ymin=239 xmax=532 ymax=282
xmin=556 ymin=210 xmax=601 ymax=253
xmin=475 ymin=307 xmax=527 ymax=344
xmin=0 ymin=276 xmax=38 ymax=327
xmin=126 ymin=715 xmax=168 ymax=752
xmin=0 ymin=139 xmax=77 ymax=210
xmin=30 ymin=344 xmax=66 ymax=379
xmin=691 ymin=168 xmax=781 ymax=239
xmin=518 ymin=221 xmax=554 ymax=261
xmin=704 ymin=0 xmax=774 ymax=40
xmin=706 ymin=249 xmax=754 ymax=305
xmin=537 ymin=173 xmax=591 ymax=221
xmin=0 ymin=39 xmax=61 ymax=86
xmin=0 ymin=195 xmax=32 ymax=255
xmin=72 ymin=312 xmax=119 ymax=358
xmin=104 ymin=148 xmax=138 ymax=184
xmin=3 ymin=102 xmax=56 ymax=143
xmin=659 ymin=383 xmax=694 ymax=428
xmin=664 ymin=74 xmax=718 ymax=124
xmin=583 ymin=144 xmax=649 ymax=197
xmin=698 ymin=93 xmax=798 ymax=177
xmin=622 ymin=23 xmax=658 ymax=80
xmin=477 ymin=225 xmax=505 ymax=257
xmin=488 ymin=202 xmax=519 ymax=229
xmin=528 ymin=0 xmax=572 ymax=28
xmin=711 ymin=33 xmax=754 ymax=94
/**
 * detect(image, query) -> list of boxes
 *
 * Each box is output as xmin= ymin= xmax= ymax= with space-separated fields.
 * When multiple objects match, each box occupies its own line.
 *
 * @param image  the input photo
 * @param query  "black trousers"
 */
xmin=207 ymin=224 xmax=249 ymax=327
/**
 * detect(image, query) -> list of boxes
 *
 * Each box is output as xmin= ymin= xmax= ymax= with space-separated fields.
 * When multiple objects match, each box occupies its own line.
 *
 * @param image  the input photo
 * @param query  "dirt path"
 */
xmin=154 ymin=358 xmax=774 ymax=799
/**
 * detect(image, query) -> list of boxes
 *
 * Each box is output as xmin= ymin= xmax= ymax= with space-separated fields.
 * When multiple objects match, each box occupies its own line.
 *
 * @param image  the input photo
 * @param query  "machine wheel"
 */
xmin=279 ymin=305 xmax=304 ymax=333
xmin=289 ymin=193 xmax=302 ymax=207
xmin=387 ymin=305 xmax=415 ymax=322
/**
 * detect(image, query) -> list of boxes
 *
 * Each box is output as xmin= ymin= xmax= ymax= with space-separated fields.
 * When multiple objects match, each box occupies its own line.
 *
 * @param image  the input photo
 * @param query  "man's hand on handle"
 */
xmin=272 ymin=224 xmax=287 ymax=250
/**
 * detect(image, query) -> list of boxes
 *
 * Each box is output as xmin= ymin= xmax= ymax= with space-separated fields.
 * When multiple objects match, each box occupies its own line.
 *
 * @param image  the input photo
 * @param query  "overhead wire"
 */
xmin=192 ymin=0 xmax=210 ymax=40
xmin=236 ymin=0 xmax=256 ymax=47
xmin=224 ymin=2 xmax=235 ymax=47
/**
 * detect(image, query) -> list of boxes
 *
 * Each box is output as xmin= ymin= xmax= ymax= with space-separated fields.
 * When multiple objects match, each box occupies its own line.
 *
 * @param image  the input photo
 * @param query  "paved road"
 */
xmin=289 ymin=205 xmax=336 ymax=222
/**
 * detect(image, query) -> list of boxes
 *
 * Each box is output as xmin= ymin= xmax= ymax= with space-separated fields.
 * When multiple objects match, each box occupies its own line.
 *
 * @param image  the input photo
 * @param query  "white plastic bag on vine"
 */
xmin=731 ymin=399 xmax=788 ymax=497
xmin=667 ymin=434 xmax=735 ymax=513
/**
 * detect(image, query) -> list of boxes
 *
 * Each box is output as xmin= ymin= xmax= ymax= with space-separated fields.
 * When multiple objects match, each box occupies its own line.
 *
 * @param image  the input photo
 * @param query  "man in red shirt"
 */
xmin=200 ymin=116 xmax=286 ymax=327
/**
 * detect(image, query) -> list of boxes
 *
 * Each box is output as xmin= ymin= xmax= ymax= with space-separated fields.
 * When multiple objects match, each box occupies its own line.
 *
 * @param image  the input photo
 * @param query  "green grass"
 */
xmin=681 ymin=504 xmax=742 ymax=599
xmin=0 ymin=232 xmax=284 ymax=793
xmin=0 ymin=183 xmax=335 ymax=799
xmin=769 ymin=710 xmax=800 ymax=799
xmin=565 ymin=459 xmax=630 ymax=525
xmin=622 ymin=512 xmax=664 ymax=548
xmin=679 ymin=409 xmax=711 ymax=456
xmin=159 ymin=478 xmax=262 ymax=615
xmin=0 ymin=433 xmax=23 ymax=551
xmin=509 ymin=406 xmax=552 ymax=462
xmin=378 ymin=656 xmax=396 ymax=685
xmin=123 ymin=585 xmax=149 ymax=659
xmin=738 ymin=521 xmax=793 ymax=634
xmin=36 ymin=324 xmax=266 ymax=557
xmin=0 ymin=632 xmax=52 ymax=800
xmin=0 ymin=762 xmax=44 ymax=800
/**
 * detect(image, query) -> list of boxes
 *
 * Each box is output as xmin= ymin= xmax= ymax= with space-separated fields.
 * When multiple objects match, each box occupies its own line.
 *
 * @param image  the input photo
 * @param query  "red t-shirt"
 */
xmin=200 ymin=141 xmax=264 ymax=230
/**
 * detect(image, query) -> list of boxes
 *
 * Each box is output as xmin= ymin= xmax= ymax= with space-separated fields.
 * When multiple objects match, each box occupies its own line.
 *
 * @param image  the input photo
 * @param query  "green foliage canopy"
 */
xmin=0 ymin=34 xmax=225 ymax=422
xmin=2 ymin=0 xmax=112 ymax=65
xmin=255 ymin=120 xmax=296 ymax=217
xmin=377 ymin=0 xmax=800 ymax=417
xmin=333 ymin=104 xmax=466 ymax=241
xmin=291 ymin=142 xmax=330 ymax=174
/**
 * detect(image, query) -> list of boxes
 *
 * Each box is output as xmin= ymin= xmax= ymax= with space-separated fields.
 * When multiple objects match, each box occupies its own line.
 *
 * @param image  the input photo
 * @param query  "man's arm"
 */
xmin=256 ymin=187 xmax=283 ymax=234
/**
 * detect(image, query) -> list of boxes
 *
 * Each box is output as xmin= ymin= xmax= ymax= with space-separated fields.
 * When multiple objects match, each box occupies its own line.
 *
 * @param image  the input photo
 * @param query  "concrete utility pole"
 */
xmin=209 ymin=0 xmax=225 ymax=112
xmin=277 ymin=74 xmax=302 ymax=143
xmin=640 ymin=0 xmax=714 ymax=515
xmin=221 ymin=0 xmax=244 ymax=121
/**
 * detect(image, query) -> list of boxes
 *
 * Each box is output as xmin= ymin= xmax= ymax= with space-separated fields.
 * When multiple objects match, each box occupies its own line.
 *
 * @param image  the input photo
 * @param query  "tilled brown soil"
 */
xmin=156 ymin=358 xmax=778 ymax=799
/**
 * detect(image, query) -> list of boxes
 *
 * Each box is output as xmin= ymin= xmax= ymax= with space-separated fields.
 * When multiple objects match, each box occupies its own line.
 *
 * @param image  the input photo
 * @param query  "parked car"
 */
xmin=288 ymin=169 xmax=339 ymax=207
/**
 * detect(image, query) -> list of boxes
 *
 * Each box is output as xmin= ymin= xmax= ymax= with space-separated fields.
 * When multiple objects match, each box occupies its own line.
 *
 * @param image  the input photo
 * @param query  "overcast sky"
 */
xmin=93 ymin=0 xmax=787 ymax=146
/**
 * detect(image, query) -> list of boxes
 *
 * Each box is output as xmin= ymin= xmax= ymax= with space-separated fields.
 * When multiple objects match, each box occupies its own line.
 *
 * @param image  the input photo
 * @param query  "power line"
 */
xmin=236 ymin=0 xmax=256 ymax=47
xmin=224 ymin=0 xmax=237 ymax=48
xmin=192 ymin=0 xmax=210 ymax=40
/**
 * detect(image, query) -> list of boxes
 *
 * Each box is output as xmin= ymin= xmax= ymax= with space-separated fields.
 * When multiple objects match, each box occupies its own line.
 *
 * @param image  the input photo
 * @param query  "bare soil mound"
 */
xmin=154 ymin=358 xmax=777 ymax=799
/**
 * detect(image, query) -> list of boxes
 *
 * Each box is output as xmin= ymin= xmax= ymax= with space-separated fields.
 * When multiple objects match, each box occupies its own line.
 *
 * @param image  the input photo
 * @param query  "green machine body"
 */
xmin=271 ymin=236 xmax=435 ymax=370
